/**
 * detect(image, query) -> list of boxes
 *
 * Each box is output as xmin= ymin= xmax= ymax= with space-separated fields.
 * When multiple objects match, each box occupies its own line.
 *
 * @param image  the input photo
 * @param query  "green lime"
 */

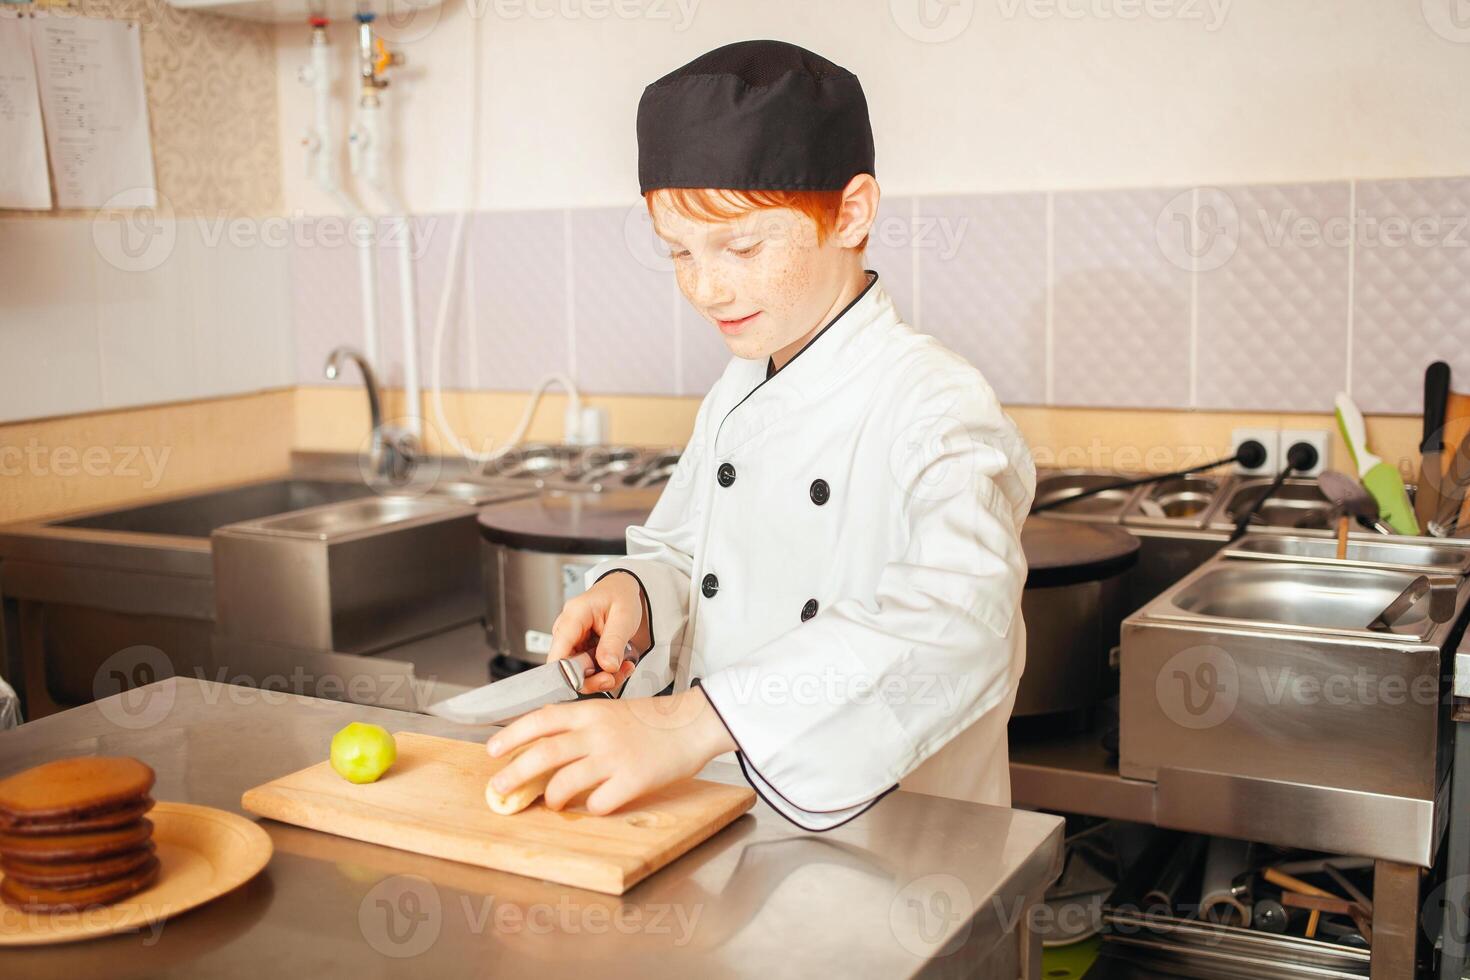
xmin=330 ymin=722 xmax=397 ymax=784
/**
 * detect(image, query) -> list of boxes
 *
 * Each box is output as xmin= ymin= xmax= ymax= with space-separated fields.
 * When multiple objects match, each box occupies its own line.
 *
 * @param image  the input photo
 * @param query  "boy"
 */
xmin=488 ymin=40 xmax=1035 ymax=831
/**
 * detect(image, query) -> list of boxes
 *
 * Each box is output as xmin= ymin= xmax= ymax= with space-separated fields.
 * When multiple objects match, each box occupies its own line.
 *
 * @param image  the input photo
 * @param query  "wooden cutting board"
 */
xmin=240 ymin=732 xmax=755 ymax=895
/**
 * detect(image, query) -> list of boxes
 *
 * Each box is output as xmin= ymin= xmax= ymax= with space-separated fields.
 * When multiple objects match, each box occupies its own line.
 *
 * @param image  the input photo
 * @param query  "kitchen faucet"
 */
xmin=324 ymin=346 xmax=420 ymax=485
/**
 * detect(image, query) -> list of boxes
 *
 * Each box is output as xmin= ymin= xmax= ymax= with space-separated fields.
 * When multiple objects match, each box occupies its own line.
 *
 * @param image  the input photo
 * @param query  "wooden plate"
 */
xmin=0 ymin=801 xmax=272 ymax=946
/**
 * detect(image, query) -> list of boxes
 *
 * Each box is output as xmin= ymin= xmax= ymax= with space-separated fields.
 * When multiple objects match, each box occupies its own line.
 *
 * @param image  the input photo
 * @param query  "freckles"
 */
xmin=768 ymin=264 xmax=809 ymax=315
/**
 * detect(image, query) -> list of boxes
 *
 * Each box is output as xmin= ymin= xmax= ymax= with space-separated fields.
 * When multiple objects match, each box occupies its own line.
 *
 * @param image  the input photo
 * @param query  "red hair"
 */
xmin=646 ymin=187 xmax=868 ymax=250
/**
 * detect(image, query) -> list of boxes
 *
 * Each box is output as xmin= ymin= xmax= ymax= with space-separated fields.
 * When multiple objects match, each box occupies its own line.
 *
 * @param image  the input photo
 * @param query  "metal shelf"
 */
xmin=1010 ymin=726 xmax=1156 ymax=825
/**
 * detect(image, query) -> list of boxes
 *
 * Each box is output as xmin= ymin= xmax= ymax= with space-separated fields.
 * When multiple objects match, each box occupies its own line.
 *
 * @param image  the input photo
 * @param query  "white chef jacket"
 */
xmin=585 ymin=272 xmax=1036 ymax=831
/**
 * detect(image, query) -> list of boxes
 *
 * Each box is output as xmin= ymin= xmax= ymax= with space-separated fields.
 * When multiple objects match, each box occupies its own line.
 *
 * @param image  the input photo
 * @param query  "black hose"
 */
xmin=1228 ymin=443 xmax=1321 ymax=542
xmin=1031 ymin=440 xmax=1269 ymax=514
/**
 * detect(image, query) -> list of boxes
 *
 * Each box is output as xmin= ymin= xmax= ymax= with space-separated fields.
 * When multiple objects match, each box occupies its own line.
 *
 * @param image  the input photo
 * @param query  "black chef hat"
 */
xmin=636 ymin=40 xmax=875 ymax=195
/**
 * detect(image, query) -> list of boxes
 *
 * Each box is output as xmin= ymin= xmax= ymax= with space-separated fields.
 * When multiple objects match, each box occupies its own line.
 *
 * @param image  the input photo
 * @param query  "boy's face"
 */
xmin=650 ymin=196 xmax=859 ymax=363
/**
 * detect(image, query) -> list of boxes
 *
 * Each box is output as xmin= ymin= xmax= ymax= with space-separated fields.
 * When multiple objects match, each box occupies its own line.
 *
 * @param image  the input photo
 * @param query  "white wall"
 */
xmin=274 ymin=0 xmax=1470 ymax=214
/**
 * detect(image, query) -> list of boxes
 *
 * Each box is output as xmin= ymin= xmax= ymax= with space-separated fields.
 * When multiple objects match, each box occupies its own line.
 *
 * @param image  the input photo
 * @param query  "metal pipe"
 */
xmin=348 ymin=11 xmax=420 ymax=436
xmin=302 ymin=18 xmax=380 ymax=368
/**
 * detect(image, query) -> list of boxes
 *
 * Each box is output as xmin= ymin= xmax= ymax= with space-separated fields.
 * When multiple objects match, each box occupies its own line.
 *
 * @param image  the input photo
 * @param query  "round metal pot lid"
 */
xmin=477 ymin=488 xmax=661 ymax=555
xmin=1022 ymin=517 xmax=1140 ymax=588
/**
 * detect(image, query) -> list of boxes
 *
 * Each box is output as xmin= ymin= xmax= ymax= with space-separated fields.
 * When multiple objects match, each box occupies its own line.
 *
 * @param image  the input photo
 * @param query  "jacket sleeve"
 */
xmin=584 ymin=393 xmax=716 ymax=699
xmin=697 ymin=377 xmax=1036 ymax=831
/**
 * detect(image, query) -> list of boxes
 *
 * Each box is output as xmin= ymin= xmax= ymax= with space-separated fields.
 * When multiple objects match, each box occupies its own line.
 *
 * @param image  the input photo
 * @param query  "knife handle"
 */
xmin=557 ymin=652 xmax=599 ymax=692
xmin=1424 ymin=361 xmax=1451 ymax=452
xmin=1434 ymin=439 xmax=1470 ymax=528
xmin=557 ymin=650 xmax=636 ymax=700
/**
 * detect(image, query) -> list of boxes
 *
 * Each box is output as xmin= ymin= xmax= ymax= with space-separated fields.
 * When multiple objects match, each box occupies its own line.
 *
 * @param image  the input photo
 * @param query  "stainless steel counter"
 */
xmin=0 ymin=678 xmax=1065 ymax=979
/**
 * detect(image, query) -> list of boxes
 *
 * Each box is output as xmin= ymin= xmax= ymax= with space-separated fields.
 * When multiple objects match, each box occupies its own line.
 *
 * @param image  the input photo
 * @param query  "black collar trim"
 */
xmin=762 ymin=270 xmax=879 ymax=382
xmin=717 ymin=271 xmax=879 ymax=443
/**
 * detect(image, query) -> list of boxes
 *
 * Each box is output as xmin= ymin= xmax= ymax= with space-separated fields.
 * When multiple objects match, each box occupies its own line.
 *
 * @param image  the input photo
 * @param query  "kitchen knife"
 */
xmin=1416 ymin=361 xmax=1451 ymax=530
xmin=427 ymin=651 xmax=610 ymax=726
xmin=1335 ymin=392 xmax=1420 ymax=535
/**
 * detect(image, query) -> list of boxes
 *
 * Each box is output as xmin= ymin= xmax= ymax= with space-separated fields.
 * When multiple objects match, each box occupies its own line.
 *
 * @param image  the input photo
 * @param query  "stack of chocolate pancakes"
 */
xmin=0 ymin=757 xmax=160 ymax=911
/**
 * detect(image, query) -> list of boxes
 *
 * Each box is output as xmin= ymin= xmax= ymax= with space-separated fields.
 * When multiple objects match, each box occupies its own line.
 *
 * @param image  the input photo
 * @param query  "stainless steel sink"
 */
xmin=0 ymin=476 xmax=385 ymax=716
xmin=0 ymin=462 xmax=530 ymax=716
xmin=1153 ymin=561 xmax=1440 ymax=640
xmin=212 ymin=494 xmax=485 ymax=655
xmin=224 ymin=494 xmax=462 ymax=540
xmin=52 ymin=478 xmax=377 ymax=539
xmin=1222 ymin=532 xmax=1470 ymax=578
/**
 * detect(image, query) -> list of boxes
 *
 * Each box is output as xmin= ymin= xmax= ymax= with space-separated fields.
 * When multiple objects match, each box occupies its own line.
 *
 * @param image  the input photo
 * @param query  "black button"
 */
xmin=809 ymin=479 xmax=830 ymax=506
xmin=717 ymin=462 xmax=736 ymax=487
xmin=801 ymin=598 xmax=818 ymax=622
xmin=701 ymin=573 xmax=720 ymax=598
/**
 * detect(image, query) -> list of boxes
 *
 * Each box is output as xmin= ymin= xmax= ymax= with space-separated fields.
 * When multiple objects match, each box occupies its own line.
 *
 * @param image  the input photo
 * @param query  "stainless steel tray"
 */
xmin=1209 ymin=477 xmax=1337 ymax=532
xmin=1144 ymin=561 xmax=1444 ymax=643
xmin=1123 ymin=474 xmax=1236 ymax=529
xmin=1032 ymin=468 xmax=1146 ymax=523
xmin=1222 ymin=532 xmax=1470 ymax=577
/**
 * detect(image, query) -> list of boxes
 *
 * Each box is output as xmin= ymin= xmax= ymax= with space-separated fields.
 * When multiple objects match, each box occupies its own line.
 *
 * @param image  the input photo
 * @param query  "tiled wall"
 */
xmin=296 ymin=177 xmax=1470 ymax=415
xmin=0 ymin=217 xmax=293 ymax=423
xmin=292 ymin=209 xmax=733 ymax=399
xmin=10 ymin=175 xmax=1465 ymax=428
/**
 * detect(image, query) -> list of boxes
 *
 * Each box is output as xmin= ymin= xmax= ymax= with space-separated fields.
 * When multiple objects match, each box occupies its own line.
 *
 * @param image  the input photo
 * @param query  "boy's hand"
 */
xmin=486 ymin=687 xmax=738 ymax=814
xmin=547 ymin=571 xmax=651 ymax=694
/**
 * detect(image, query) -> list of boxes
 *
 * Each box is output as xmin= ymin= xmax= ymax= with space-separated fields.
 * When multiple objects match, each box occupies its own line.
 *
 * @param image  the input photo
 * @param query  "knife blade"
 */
xmin=1416 ymin=361 xmax=1451 ymax=530
xmin=427 ymin=651 xmax=602 ymax=726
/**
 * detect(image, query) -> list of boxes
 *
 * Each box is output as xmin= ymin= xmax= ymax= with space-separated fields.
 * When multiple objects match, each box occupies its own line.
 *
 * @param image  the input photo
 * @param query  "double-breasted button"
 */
xmin=701 ymin=573 xmax=720 ymax=598
xmin=801 ymin=598 xmax=819 ymax=622
xmin=717 ymin=462 xmax=736 ymax=488
xmin=809 ymin=478 xmax=831 ymax=506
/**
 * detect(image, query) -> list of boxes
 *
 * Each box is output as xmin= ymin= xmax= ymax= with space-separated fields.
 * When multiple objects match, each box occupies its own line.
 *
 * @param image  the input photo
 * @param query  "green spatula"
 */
xmin=1335 ymin=392 xmax=1420 ymax=535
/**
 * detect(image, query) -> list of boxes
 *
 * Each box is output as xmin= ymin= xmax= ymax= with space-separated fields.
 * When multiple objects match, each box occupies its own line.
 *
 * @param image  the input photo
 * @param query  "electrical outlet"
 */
xmin=1232 ymin=428 xmax=1279 ymax=476
xmin=1280 ymin=429 xmax=1330 ymax=478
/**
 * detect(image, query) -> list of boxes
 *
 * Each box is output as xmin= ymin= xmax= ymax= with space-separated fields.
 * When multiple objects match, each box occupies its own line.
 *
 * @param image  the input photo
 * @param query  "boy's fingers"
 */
xmin=594 ymin=598 xmax=640 ymax=673
xmin=547 ymin=603 xmax=592 ymax=663
xmin=486 ymin=702 xmax=576 ymax=758
xmin=584 ymin=670 xmax=617 ymax=693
